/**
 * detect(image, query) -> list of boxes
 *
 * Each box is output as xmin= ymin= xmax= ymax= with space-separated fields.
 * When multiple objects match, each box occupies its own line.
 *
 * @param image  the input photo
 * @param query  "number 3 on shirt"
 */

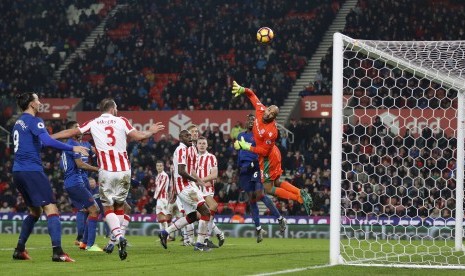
xmin=105 ymin=126 xmax=116 ymax=146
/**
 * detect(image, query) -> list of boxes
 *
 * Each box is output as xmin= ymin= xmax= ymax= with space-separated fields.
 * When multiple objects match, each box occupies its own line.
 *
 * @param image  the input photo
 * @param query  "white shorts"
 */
xmin=177 ymin=185 xmax=205 ymax=214
xmin=98 ymin=170 xmax=131 ymax=206
xmin=156 ymin=198 xmax=170 ymax=215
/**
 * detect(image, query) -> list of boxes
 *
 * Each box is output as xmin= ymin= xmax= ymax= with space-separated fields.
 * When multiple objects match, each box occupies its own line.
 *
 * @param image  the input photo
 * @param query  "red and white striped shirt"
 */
xmin=154 ymin=171 xmax=169 ymax=200
xmin=79 ymin=113 xmax=134 ymax=172
xmin=187 ymin=144 xmax=198 ymax=176
xmin=173 ymin=142 xmax=191 ymax=193
xmin=196 ymin=152 xmax=217 ymax=194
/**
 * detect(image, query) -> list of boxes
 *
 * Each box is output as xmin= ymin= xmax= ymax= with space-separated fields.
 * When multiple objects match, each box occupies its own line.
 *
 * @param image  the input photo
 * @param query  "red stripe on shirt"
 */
xmin=100 ymin=150 xmax=108 ymax=170
xmin=108 ymin=150 xmax=117 ymax=171
xmin=118 ymin=153 xmax=126 ymax=171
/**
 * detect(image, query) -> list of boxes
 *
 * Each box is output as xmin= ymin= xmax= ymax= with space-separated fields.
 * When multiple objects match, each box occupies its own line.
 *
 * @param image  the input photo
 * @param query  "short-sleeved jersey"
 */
xmin=12 ymin=113 xmax=48 ymax=171
xmin=154 ymin=171 xmax=169 ymax=200
xmin=245 ymin=89 xmax=278 ymax=157
xmin=196 ymin=152 xmax=217 ymax=194
xmin=237 ymin=131 xmax=258 ymax=167
xmin=79 ymin=113 xmax=134 ymax=172
xmin=60 ymin=138 xmax=84 ymax=188
xmin=173 ymin=142 xmax=191 ymax=194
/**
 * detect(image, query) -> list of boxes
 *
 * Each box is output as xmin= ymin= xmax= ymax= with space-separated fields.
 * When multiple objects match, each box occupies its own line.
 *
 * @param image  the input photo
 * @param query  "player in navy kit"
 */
xmin=236 ymin=114 xmax=287 ymax=243
xmin=60 ymin=121 xmax=102 ymax=251
xmin=12 ymin=93 xmax=89 ymax=262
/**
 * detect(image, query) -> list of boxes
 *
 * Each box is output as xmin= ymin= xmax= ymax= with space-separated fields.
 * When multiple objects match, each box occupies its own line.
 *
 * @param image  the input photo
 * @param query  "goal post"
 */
xmin=330 ymin=32 xmax=465 ymax=268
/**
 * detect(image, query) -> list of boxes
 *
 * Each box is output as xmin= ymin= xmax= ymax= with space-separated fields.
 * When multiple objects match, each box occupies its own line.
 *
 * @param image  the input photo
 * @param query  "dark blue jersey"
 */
xmin=60 ymin=138 xmax=84 ymax=188
xmin=79 ymin=140 xmax=94 ymax=177
xmin=237 ymin=131 xmax=258 ymax=168
xmin=12 ymin=113 xmax=48 ymax=171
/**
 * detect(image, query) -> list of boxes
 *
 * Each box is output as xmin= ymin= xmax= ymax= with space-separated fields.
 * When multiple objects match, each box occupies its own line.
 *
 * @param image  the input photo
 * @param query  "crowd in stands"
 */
xmin=0 ymin=0 xmax=115 ymax=99
xmin=0 ymin=117 xmax=332 ymax=217
xmin=2 ymin=0 xmax=465 ymax=220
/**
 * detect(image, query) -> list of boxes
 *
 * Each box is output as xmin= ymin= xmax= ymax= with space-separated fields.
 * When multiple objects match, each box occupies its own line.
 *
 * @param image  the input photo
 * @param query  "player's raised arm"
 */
xmin=50 ymin=128 xmax=82 ymax=140
xmin=232 ymin=81 xmax=263 ymax=109
xmin=128 ymin=122 xmax=165 ymax=141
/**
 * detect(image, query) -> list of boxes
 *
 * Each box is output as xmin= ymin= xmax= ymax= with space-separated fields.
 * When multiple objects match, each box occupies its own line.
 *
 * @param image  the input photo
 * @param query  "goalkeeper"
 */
xmin=232 ymin=81 xmax=313 ymax=214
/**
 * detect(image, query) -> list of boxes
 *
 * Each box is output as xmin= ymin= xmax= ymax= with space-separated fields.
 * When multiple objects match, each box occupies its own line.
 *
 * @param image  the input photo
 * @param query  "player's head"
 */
xmin=179 ymin=129 xmax=191 ymax=145
xmin=66 ymin=120 xmax=82 ymax=140
xmin=263 ymin=105 xmax=279 ymax=123
xmin=196 ymin=136 xmax=208 ymax=154
xmin=156 ymin=160 xmax=164 ymax=173
xmin=16 ymin=92 xmax=40 ymax=113
xmin=99 ymin=98 xmax=118 ymax=116
xmin=246 ymin=113 xmax=255 ymax=131
xmin=187 ymin=124 xmax=199 ymax=142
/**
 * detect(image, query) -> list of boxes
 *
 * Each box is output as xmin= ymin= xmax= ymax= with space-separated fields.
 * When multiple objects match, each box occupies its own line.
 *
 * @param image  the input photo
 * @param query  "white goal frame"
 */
xmin=330 ymin=32 xmax=465 ymax=269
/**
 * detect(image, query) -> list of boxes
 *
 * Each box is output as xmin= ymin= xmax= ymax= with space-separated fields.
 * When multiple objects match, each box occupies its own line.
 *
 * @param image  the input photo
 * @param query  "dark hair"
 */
xmin=247 ymin=113 xmax=255 ymax=118
xmin=198 ymin=136 xmax=207 ymax=140
xmin=66 ymin=120 xmax=78 ymax=129
xmin=156 ymin=160 xmax=164 ymax=164
xmin=179 ymin=129 xmax=189 ymax=139
xmin=16 ymin=93 xmax=36 ymax=111
xmin=99 ymin=98 xmax=116 ymax=112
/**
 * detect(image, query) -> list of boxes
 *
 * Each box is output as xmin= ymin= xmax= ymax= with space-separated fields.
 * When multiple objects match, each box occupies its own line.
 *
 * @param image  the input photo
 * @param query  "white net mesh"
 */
xmin=336 ymin=36 xmax=465 ymax=268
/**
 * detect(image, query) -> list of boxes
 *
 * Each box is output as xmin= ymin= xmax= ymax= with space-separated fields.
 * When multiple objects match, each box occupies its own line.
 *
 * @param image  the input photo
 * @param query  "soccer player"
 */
xmin=74 ymin=138 xmax=95 ymax=246
xmin=158 ymin=130 xmax=212 ymax=252
xmin=52 ymin=98 xmax=164 ymax=260
xmin=237 ymin=114 xmax=287 ymax=243
xmin=12 ymin=92 xmax=88 ymax=262
xmin=196 ymin=136 xmax=225 ymax=248
xmin=232 ymin=81 xmax=313 ymax=214
xmin=154 ymin=160 xmax=170 ymax=231
xmin=59 ymin=121 xmax=102 ymax=251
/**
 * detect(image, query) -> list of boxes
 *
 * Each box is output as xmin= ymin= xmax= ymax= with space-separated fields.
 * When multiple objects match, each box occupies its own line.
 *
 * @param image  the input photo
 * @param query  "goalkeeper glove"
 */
xmin=234 ymin=137 xmax=251 ymax=151
xmin=232 ymin=81 xmax=245 ymax=97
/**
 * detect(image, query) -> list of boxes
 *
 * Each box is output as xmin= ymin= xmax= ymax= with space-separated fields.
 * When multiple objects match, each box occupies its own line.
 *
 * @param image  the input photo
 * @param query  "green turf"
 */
xmin=1 ymin=234 xmax=465 ymax=275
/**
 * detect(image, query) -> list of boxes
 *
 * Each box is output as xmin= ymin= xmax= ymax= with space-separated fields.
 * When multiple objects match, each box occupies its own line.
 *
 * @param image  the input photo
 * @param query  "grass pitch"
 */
xmin=1 ymin=234 xmax=465 ymax=275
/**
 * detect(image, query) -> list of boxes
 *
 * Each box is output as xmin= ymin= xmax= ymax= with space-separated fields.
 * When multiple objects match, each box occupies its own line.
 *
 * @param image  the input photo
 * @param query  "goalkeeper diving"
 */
xmin=232 ymin=81 xmax=313 ymax=214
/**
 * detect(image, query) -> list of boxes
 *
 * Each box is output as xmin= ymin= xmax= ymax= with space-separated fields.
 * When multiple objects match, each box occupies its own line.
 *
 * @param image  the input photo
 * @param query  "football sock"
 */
xmin=166 ymin=217 xmax=189 ymax=234
xmin=196 ymin=217 xmax=209 ymax=244
xmin=121 ymin=215 xmax=130 ymax=236
xmin=86 ymin=216 xmax=98 ymax=247
xmin=17 ymin=214 xmax=39 ymax=251
xmin=76 ymin=211 xmax=87 ymax=241
xmin=105 ymin=211 xmax=122 ymax=239
xmin=82 ymin=223 xmax=88 ymax=244
xmin=260 ymin=195 xmax=282 ymax=218
xmin=47 ymin=214 xmax=62 ymax=248
xmin=249 ymin=201 xmax=261 ymax=228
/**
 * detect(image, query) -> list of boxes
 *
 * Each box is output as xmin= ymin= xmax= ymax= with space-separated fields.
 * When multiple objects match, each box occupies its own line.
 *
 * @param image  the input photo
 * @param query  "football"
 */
xmin=256 ymin=27 xmax=274 ymax=44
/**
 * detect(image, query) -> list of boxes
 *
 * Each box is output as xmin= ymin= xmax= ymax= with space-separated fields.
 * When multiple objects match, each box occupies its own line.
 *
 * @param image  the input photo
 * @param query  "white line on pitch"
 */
xmin=249 ymin=264 xmax=334 ymax=276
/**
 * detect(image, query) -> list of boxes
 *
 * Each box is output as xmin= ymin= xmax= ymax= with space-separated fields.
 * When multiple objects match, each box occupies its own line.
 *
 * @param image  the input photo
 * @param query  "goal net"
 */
xmin=330 ymin=33 xmax=465 ymax=269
